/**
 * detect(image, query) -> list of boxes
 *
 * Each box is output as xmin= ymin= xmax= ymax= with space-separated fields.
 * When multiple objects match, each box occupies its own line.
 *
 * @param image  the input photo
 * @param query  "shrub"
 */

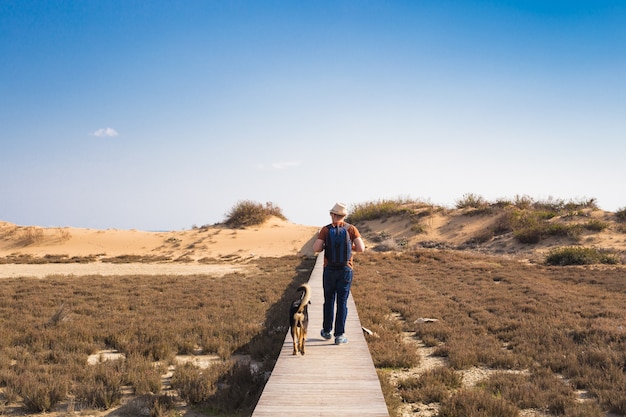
xmin=75 ymin=361 xmax=123 ymax=409
xmin=14 ymin=371 xmax=69 ymax=412
xmin=438 ymin=389 xmax=519 ymax=417
xmin=455 ymin=193 xmax=487 ymax=209
xmin=545 ymin=247 xmax=620 ymax=266
xmin=19 ymin=227 xmax=44 ymax=246
xmin=584 ymin=219 xmax=609 ymax=232
xmin=513 ymin=226 xmax=543 ymax=244
xmin=563 ymin=197 xmax=598 ymax=211
xmin=367 ymin=328 xmax=421 ymax=368
xmin=512 ymin=214 xmax=582 ymax=244
xmin=479 ymin=369 xmax=576 ymax=413
xmin=171 ymin=362 xmax=218 ymax=404
xmin=225 ymin=200 xmax=286 ymax=228
xmin=532 ymin=197 xmax=565 ymax=213
xmin=615 ymin=207 xmax=626 ymax=222
xmin=125 ymin=354 xmax=163 ymax=395
xmin=347 ymin=198 xmax=422 ymax=222
xmin=203 ymin=360 xmax=266 ymax=414
xmin=513 ymin=195 xmax=533 ymax=210
xmin=398 ymin=367 xmax=461 ymax=404
xmin=115 ymin=393 xmax=177 ymax=417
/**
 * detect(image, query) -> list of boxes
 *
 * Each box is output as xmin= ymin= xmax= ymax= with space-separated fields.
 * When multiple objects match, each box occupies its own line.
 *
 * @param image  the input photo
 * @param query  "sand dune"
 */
xmin=2 ymin=206 xmax=625 ymax=278
xmin=0 ymin=217 xmax=319 ymax=278
xmin=0 ymin=217 xmax=319 ymax=260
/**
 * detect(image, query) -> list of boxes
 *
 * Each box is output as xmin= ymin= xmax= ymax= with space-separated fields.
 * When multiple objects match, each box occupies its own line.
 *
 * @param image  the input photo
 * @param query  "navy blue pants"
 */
xmin=322 ymin=265 xmax=353 ymax=337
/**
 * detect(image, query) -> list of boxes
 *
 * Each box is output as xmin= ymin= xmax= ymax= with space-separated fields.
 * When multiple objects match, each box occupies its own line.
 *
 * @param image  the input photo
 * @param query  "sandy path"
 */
xmin=0 ymin=263 xmax=245 ymax=278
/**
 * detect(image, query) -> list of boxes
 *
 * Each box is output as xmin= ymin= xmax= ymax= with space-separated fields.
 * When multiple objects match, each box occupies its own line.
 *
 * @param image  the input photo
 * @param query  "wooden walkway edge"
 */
xmin=252 ymin=253 xmax=390 ymax=417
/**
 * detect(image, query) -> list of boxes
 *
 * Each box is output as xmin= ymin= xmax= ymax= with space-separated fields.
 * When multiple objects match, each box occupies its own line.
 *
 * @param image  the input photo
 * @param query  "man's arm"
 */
xmin=312 ymin=238 xmax=325 ymax=253
xmin=353 ymin=236 xmax=365 ymax=252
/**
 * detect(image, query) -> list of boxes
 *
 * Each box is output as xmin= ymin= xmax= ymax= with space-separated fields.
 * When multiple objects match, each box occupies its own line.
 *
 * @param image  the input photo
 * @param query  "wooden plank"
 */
xmin=252 ymin=253 xmax=389 ymax=417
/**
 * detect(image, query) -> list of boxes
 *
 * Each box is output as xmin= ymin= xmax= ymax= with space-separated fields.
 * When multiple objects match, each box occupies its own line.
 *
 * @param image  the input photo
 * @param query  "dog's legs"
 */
xmin=291 ymin=327 xmax=298 ymax=355
xmin=292 ymin=313 xmax=305 ymax=355
xmin=297 ymin=326 xmax=302 ymax=355
xmin=300 ymin=328 xmax=307 ymax=355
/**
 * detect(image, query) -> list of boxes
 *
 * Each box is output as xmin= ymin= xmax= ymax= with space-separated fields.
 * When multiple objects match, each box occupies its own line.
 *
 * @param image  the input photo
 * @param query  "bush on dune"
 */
xmin=224 ymin=200 xmax=286 ymax=228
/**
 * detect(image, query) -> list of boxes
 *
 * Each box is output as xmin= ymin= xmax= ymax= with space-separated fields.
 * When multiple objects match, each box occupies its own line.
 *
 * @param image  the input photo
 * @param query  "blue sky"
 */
xmin=2 ymin=1 xmax=625 ymax=230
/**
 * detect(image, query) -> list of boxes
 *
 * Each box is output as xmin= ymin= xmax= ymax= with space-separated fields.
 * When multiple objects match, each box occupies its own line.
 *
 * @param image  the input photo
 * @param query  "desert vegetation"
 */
xmin=3 ymin=249 xmax=622 ymax=416
xmin=0 ymin=256 xmax=313 ymax=416
xmin=2 ymin=196 xmax=626 ymax=416
xmin=347 ymin=195 xmax=624 ymax=265
xmin=224 ymin=200 xmax=286 ymax=228
xmin=351 ymin=250 xmax=626 ymax=417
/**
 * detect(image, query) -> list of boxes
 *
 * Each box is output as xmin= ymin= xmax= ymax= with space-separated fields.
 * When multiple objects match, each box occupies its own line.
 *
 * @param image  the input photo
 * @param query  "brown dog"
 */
xmin=290 ymin=283 xmax=311 ymax=355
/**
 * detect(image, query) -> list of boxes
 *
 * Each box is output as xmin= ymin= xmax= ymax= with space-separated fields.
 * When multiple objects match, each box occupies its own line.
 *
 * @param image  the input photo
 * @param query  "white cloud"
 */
xmin=256 ymin=161 xmax=301 ymax=170
xmin=91 ymin=127 xmax=119 ymax=137
xmin=270 ymin=161 xmax=301 ymax=170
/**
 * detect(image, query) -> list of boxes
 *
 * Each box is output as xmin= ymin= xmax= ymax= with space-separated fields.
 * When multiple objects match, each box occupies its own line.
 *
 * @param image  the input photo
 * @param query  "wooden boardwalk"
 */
xmin=252 ymin=253 xmax=390 ymax=417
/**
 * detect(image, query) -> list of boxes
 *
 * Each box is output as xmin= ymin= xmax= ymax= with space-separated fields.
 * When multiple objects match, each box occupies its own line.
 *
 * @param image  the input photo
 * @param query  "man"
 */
xmin=312 ymin=202 xmax=365 ymax=345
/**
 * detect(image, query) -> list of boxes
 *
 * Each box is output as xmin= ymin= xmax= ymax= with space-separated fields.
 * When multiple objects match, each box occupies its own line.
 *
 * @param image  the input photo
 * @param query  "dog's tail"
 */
xmin=296 ymin=283 xmax=311 ymax=314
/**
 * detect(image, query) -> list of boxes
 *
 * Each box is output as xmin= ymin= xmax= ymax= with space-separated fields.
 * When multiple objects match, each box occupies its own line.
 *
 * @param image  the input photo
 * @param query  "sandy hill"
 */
xmin=1 ymin=207 xmax=625 ymax=269
xmin=0 ymin=217 xmax=319 ymax=262
xmin=353 ymin=206 xmax=626 ymax=263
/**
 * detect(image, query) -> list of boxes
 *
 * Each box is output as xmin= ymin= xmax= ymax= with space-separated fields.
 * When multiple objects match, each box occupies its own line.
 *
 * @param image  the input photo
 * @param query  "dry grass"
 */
xmin=2 ymin=246 xmax=626 ymax=416
xmin=0 ymin=255 xmax=314 ymax=415
xmin=352 ymin=250 xmax=626 ymax=416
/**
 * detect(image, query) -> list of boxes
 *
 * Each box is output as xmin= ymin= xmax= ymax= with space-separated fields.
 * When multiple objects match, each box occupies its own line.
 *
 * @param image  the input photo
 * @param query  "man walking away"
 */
xmin=313 ymin=202 xmax=365 ymax=345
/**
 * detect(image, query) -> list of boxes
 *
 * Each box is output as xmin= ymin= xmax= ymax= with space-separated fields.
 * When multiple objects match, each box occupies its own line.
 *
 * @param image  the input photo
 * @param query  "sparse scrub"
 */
xmin=13 ymin=371 xmax=69 ymax=412
xmin=511 ymin=209 xmax=583 ymax=244
xmin=225 ymin=200 xmax=286 ymax=228
xmin=491 ymin=209 xmax=515 ymax=235
xmin=57 ymin=227 xmax=71 ymax=241
xmin=438 ymin=388 xmax=519 ymax=417
xmin=493 ymin=197 xmax=514 ymax=208
xmin=545 ymin=246 xmax=620 ymax=265
xmin=347 ymin=198 xmax=427 ymax=222
xmin=616 ymin=206 xmax=626 ymax=222
xmin=118 ymin=394 xmax=177 ymax=417
xmin=0 ymin=254 xmax=99 ymax=264
xmin=513 ymin=194 xmax=533 ymax=210
xmin=398 ymin=366 xmax=461 ymax=404
xmin=478 ymin=369 xmax=587 ymax=415
xmin=584 ymin=219 xmax=609 ymax=232
xmin=19 ymin=227 xmax=44 ymax=246
xmin=125 ymin=353 xmax=163 ymax=395
xmin=353 ymin=250 xmax=626 ymax=416
xmin=75 ymin=361 xmax=124 ymax=409
xmin=171 ymin=361 xmax=217 ymax=404
xmin=465 ymin=228 xmax=494 ymax=245
xmin=0 ymin=256 xmax=314 ymax=415
xmin=203 ymin=359 xmax=266 ymax=414
xmin=171 ymin=359 xmax=264 ymax=413
xmin=455 ymin=193 xmax=488 ymax=209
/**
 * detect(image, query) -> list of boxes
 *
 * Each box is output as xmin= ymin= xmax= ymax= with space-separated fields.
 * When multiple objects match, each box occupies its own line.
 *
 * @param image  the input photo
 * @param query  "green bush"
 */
xmin=512 ymin=210 xmax=583 ymax=244
xmin=584 ymin=219 xmax=609 ymax=232
xmin=347 ymin=198 xmax=421 ymax=222
xmin=225 ymin=200 xmax=286 ymax=228
xmin=545 ymin=246 xmax=620 ymax=266
xmin=456 ymin=193 xmax=487 ymax=209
